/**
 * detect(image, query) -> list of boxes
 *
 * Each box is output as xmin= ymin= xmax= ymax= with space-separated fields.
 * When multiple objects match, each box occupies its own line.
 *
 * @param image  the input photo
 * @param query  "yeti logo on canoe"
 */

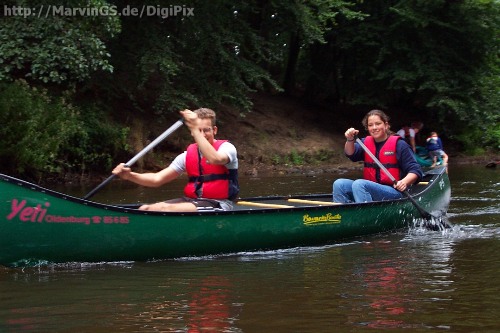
xmin=7 ymin=199 xmax=50 ymax=222
xmin=6 ymin=199 xmax=129 ymax=225
xmin=303 ymin=213 xmax=341 ymax=225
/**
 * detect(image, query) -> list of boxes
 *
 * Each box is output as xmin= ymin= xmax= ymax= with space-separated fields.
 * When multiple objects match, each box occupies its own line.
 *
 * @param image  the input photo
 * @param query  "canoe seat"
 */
xmin=287 ymin=198 xmax=341 ymax=205
xmin=235 ymin=195 xmax=339 ymax=210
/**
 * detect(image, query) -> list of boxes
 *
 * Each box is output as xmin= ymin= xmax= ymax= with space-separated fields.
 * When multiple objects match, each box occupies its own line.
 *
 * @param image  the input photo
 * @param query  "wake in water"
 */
xmin=407 ymin=217 xmax=500 ymax=241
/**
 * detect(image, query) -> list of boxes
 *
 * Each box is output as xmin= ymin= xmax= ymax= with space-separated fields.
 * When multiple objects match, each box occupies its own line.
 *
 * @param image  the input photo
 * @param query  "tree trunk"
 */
xmin=283 ymin=32 xmax=301 ymax=96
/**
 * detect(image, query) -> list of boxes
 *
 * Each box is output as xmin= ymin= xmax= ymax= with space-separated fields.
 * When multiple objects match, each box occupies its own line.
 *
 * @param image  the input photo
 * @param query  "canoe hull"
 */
xmin=0 ymin=168 xmax=450 ymax=266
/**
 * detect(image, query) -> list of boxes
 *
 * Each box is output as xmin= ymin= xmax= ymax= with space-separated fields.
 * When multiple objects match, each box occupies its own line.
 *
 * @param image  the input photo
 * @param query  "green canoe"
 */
xmin=415 ymin=146 xmax=443 ymax=167
xmin=0 ymin=167 xmax=450 ymax=267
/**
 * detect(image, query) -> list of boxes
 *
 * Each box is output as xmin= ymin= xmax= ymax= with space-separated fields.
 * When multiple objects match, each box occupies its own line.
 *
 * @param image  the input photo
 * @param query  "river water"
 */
xmin=0 ymin=165 xmax=499 ymax=332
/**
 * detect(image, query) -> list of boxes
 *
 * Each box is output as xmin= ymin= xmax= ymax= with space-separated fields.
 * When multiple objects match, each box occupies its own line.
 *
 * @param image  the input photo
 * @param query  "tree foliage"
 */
xmin=90 ymin=0 xmax=363 ymax=114
xmin=0 ymin=80 xmax=82 ymax=176
xmin=301 ymin=0 xmax=499 ymax=143
xmin=0 ymin=0 xmax=498 ymax=178
xmin=95 ymin=0 xmax=284 ymax=115
xmin=0 ymin=0 xmax=120 ymax=85
xmin=0 ymin=80 xmax=128 ymax=179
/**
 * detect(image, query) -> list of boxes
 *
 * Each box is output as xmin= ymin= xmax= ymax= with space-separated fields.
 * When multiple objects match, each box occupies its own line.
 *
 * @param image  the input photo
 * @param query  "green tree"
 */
xmin=0 ymin=0 xmax=120 ymax=86
xmin=0 ymin=80 xmax=129 ymax=179
xmin=0 ymin=80 xmax=82 ymax=177
xmin=95 ymin=0 xmax=282 ymax=115
xmin=301 ymin=0 xmax=499 ymax=150
xmin=274 ymin=0 xmax=365 ymax=95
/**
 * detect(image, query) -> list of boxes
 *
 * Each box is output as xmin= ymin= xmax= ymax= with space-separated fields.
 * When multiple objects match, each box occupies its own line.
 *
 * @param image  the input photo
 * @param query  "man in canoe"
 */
xmin=333 ymin=109 xmax=423 ymax=203
xmin=112 ymin=108 xmax=239 ymax=212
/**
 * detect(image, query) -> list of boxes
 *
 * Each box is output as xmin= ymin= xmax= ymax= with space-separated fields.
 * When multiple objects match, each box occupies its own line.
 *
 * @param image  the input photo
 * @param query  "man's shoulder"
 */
xmin=218 ymin=140 xmax=236 ymax=149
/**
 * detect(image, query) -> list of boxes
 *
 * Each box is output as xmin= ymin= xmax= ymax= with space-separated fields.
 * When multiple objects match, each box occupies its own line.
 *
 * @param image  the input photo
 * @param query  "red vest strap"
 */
xmin=183 ymin=140 xmax=239 ymax=200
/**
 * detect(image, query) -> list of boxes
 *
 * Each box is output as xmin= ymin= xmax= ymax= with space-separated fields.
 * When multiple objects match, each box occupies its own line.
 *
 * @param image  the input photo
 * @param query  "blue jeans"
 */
xmin=333 ymin=178 xmax=403 ymax=203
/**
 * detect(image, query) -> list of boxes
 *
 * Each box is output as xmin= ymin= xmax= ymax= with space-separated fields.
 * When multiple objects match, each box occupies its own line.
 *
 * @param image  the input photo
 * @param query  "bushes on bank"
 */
xmin=0 ymin=81 xmax=128 ymax=181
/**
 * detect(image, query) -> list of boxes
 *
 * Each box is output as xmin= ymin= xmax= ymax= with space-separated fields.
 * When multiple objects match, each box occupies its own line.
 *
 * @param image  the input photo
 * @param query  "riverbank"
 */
xmin=43 ymin=93 xmax=500 ymax=185
xmin=185 ymin=93 xmax=499 ymax=177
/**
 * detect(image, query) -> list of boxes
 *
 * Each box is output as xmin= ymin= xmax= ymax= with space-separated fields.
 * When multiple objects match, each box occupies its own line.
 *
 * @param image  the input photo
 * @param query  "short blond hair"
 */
xmin=194 ymin=108 xmax=216 ymax=126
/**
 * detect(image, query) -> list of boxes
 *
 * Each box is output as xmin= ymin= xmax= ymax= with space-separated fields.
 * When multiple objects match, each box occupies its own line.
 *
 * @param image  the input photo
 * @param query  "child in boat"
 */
xmin=426 ymin=131 xmax=449 ymax=167
xmin=333 ymin=110 xmax=423 ymax=203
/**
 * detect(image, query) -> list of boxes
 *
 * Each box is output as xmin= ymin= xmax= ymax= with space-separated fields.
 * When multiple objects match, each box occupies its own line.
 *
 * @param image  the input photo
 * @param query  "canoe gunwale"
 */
xmin=0 ymin=167 xmax=446 ymax=216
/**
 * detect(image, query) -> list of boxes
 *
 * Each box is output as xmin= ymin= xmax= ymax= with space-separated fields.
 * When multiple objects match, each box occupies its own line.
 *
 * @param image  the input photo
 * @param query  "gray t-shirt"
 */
xmin=170 ymin=140 xmax=238 ymax=174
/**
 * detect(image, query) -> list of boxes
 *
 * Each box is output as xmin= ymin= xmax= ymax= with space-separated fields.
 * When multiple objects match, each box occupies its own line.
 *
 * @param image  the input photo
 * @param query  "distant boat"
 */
xmin=0 ymin=167 xmax=450 ymax=267
xmin=415 ymin=146 xmax=442 ymax=167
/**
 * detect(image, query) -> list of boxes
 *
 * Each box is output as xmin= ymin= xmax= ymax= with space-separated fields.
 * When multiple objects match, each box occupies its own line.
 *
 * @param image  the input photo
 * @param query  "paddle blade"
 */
xmin=420 ymin=214 xmax=453 ymax=231
xmin=402 ymin=190 xmax=453 ymax=230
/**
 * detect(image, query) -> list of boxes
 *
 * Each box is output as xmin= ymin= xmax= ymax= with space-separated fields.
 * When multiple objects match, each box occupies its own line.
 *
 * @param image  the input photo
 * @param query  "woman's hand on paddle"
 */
xmin=344 ymin=128 xmax=359 ymax=141
xmin=343 ymin=128 xmax=359 ymax=155
xmin=394 ymin=173 xmax=418 ymax=192
xmin=112 ymin=163 xmax=131 ymax=180
xmin=394 ymin=180 xmax=408 ymax=192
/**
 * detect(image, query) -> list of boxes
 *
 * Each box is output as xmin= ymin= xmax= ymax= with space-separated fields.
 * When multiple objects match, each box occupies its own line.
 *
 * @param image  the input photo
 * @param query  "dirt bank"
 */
xmin=142 ymin=92 xmax=499 ymax=178
xmin=32 ymin=93 xmax=500 ymax=186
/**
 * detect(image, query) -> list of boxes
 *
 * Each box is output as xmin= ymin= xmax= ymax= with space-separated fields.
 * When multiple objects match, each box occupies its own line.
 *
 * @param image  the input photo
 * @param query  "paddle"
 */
xmin=354 ymin=136 xmax=451 ymax=230
xmin=83 ymin=120 xmax=184 ymax=200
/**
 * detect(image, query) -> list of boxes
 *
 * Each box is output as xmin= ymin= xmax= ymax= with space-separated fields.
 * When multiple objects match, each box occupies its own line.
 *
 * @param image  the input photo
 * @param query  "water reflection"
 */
xmin=359 ymin=247 xmax=412 ymax=328
xmin=186 ymin=276 xmax=236 ymax=332
xmin=1 ymin=230 xmax=499 ymax=332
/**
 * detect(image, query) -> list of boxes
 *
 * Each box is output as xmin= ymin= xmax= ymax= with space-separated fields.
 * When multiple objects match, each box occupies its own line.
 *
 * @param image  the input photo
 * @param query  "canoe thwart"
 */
xmin=236 ymin=201 xmax=294 ymax=209
xmin=287 ymin=198 xmax=341 ymax=205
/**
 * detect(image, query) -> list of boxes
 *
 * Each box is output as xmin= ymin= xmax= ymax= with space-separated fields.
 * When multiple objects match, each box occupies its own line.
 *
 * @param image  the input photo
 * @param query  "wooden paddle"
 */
xmin=83 ymin=120 xmax=184 ymax=200
xmin=354 ymin=136 xmax=451 ymax=230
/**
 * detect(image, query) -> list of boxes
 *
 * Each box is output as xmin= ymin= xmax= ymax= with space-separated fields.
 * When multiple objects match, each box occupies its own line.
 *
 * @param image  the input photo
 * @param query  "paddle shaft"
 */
xmin=83 ymin=120 xmax=184 ymax=200
xmin=354 ymin=136 xmax=433 ymax=220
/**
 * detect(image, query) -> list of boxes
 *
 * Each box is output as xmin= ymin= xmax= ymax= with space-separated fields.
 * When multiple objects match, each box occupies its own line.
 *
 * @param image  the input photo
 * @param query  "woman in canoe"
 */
xmin=112 ymin=108 xmax=239 ymax=212
xmin=333 ymin=109 xmax=423 ymax=203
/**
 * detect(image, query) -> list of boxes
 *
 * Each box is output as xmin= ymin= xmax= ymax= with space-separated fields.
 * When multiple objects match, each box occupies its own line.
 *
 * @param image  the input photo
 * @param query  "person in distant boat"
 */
xmin=112 ymin=108 xmax=239 ymax=212
xmin=426 ymin=131 xmax=449 ymax=168
xmin=396 ymin=121 xmax=423 ymax=153
xmin=333 ymin=110 xmax=423 ymax=203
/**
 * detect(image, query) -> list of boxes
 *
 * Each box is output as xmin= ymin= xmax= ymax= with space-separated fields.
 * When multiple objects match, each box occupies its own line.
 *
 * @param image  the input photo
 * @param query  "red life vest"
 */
xmin=183 ymin=140 xmax=239 ymax=200
xmin=363 ymin=136 xmax=401 ymax=185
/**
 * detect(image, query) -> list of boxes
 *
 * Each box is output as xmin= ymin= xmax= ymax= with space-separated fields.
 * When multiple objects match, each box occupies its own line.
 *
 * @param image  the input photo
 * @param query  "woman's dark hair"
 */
xmin=361 ymin=109 xmax=393 ymax=135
